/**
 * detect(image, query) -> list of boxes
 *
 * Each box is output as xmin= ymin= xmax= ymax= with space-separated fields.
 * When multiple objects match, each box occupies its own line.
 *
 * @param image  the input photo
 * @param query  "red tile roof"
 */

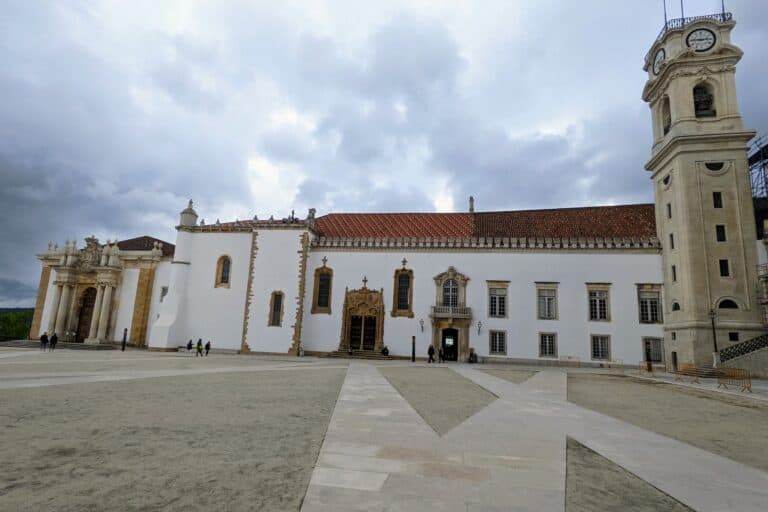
xmin=117 ymin=236 xmax=175 ymax=257
xmin=313 ymin=204 xmax=656 ymax=239
xmin=314 ymin=213 xmax=474 ymax=238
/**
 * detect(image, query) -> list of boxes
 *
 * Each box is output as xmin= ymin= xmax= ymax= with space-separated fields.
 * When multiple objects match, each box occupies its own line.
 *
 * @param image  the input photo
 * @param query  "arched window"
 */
xmin=718 ymin=299 xmax=738 ymax=309
xmin=215 ymin=256 xmax=232 ymax=288
xmin=693 ymin=84 xmax=716 ymax=118
xmin=661 ymin=96 xmax=671 ymax=135
xmin=269 ymin=291 xmax=284 ymax=326
xmin=442 ymin=279 xmax=459 ymax=307
xmin=312 ymin=260 xmax=333 ymax=314
xmin=672 ymin=301 xmax=681 ymax=311
xmin=391 ymin=264 xmax=414 ymax=317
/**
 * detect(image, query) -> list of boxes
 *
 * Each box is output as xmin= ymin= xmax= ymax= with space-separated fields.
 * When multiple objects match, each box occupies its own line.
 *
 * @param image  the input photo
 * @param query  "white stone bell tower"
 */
xmin=643 ymin=11 xmax=764 ymax=366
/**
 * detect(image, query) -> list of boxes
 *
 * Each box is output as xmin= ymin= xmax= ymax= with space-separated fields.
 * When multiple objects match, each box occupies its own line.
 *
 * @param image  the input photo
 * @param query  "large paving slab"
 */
xmin=303 ymin=362 xmax=768 ymax=511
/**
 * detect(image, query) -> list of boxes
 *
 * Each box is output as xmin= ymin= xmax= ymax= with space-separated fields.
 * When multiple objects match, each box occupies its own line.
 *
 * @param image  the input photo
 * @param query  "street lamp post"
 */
xmin=709 ymin=309 xmax=719 ymax=367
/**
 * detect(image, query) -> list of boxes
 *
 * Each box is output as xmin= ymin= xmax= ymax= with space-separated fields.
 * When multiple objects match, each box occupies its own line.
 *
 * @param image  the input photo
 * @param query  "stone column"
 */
xmin=47 ymin=283 xmax=62 ymax=334
xmin=96 ymin=285 xmax=114 ymax=341
xmin=88 ymin=285 xmax=105 ymax=340
xmin=54 ymin=284 xmax=72 ymax=336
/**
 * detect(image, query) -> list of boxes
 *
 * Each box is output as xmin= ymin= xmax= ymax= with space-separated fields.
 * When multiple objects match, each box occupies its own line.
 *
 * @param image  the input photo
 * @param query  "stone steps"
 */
xmin=323 ymin=350 xmax=393 ymax=360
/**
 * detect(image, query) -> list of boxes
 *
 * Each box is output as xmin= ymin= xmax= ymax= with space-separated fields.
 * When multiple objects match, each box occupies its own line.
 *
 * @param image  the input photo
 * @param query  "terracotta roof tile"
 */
xmin=473 ymin=204 xmax=657 ymax=239
xmin=313 ymin=204 xmax=656 ymax=239
xmin=314 ymin=213 xmax=474 ymax=238
xmin=117 ymin=236 xmax=175 ymax=257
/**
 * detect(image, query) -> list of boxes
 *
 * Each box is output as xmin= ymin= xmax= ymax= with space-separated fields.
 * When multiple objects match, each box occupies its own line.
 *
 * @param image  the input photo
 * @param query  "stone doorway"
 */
xmin=441 ymin=328 xmax=459 ymax=361
xmin=339 ymin=282 xmax=384 ymax=352
xmin=75 ymin=287 xmax=97 ymax=342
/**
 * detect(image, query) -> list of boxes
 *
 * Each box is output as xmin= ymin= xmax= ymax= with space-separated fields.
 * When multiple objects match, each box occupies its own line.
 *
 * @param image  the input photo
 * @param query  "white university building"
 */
xmin=28 ymin=13 xmax=768 ymax=374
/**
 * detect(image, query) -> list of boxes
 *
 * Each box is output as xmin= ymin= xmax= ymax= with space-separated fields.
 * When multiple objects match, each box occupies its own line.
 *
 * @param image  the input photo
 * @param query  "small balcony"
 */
xmin=430 ymin=304 xmax=472 ymax=319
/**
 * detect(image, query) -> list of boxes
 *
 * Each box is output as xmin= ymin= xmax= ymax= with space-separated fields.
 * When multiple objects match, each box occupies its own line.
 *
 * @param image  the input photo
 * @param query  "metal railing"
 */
xmin=430 ymin=305 xmax=472 ymax=319
xmin=645 ymin=12 xmax=732 ymax=62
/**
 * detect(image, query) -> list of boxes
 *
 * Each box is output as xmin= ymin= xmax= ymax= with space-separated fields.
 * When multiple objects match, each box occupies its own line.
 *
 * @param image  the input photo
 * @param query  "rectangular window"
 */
xmin=539 ymin=333 xmax=557 ymax=358
xmin=728 ymin=332 xmax=739 ymax=342
xmin=591 ymin=335 xmax=611 ymax=360
xmin=672 ymin=265 xmax=677 ymax=282
xmin=537 ymin=288 xmax=557 ymax=320
xmin=644 ymin=338 xmax=664 ymax=363
xmin=588 ymin=290 xmax=609 ymax=321
xmin=713 ymin=192 xmax=723 ymax=208
xmin=669 ymin=233 xmax=675 ymax=250
xmin=269 ymin=293 xmax=283 ymax=326
xmin=489 ymin=331 xmax=506 ymax=355
xmin=719 ymin=259 xmax=730 ymax=277
xmin=716 ymin=225 xmax=726 ymax=242
xmin=317 ymin=273 xmax=331 ymax=308
xmin=397 ymin=273 xmax=411 ymax=310
xmin=639 ymin=291 xmax=662 ymax=323
xmin=489 ymin=287 xmax=507 ymax=318
xmin=666 ymin=203 xmax=672 ymax=219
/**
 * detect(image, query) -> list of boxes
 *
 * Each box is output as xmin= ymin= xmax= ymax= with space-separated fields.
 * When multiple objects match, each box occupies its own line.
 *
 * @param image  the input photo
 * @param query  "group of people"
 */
xmin=39 ymin=332 xmax=58 ymax=351
xmin=426 ymin=344 xmax=445 ymax=363
xmin=187 ymin=339 xmax=211 ymax=357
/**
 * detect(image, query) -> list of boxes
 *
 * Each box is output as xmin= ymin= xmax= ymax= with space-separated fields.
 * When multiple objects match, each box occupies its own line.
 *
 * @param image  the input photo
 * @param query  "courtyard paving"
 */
xmin=1 ymin=346 xmax=767 ymax=511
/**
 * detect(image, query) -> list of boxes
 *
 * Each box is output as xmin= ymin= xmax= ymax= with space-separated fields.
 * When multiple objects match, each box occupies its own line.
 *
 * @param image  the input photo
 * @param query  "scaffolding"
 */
xmin=750 ymin=134 xmax=768 ymax=198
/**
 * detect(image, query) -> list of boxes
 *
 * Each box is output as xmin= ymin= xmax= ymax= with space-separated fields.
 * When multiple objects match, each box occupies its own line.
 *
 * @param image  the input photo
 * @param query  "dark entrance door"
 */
xmin=76 ymin=287 xmax=97 ymax=342
xmin=442 ymin=328 xmax=458 ymax=361
xmin=349 ymin=315 xmax=377 ymax=351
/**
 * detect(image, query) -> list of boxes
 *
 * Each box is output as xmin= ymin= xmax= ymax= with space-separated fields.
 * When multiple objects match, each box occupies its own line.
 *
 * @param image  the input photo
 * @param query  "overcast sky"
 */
xmin=2 ymin=0 xmax=767 ymax=307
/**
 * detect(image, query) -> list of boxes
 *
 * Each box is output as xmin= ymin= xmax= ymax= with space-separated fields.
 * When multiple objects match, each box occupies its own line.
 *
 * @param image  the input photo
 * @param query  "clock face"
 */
xmin=653 ymin=48 xmax=666 ymax=75
xmin=686 ymin=28 xmax=716 ymax=52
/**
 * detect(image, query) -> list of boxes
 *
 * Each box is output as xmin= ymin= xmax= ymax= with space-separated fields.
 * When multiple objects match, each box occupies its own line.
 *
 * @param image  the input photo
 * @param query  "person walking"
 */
xmin=49 ymin=333 xmax=58 ymax=352
xmin=196 ymin=339 xmax=204 ymax=357
xmin=40 ymin=332 xmax=48 ymax=352
xmin=427 ymin=344 xmax=435 ymax=363
xmin=187 ymin=339 xmax=193 ymax=353
xmin=438 ymin=347 xmax=444 ymax=363
xmin=204 ymin=341 xmax=211 ymax=356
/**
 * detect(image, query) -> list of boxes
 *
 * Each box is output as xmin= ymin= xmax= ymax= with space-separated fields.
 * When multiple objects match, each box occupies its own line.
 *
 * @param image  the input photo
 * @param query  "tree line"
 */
xmin=0 ymin=308 xmax=34 ymax=340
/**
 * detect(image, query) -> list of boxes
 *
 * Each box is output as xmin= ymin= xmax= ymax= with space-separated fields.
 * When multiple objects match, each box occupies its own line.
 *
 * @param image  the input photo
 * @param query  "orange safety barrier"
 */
xmin=674 ymin=363 xmax=700 ymax=383
xmin=716 ymin=368 xmax=752 ymax=393
xmin=637 ymin=361 xmax=655 ymax=376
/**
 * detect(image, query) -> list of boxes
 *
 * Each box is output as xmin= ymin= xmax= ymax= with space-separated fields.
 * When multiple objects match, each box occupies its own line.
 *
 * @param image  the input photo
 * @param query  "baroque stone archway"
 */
xmin=339 ymin=280 xmax=385 ymax=352
xmin=75 ymin=287 xmax=98 ymax=342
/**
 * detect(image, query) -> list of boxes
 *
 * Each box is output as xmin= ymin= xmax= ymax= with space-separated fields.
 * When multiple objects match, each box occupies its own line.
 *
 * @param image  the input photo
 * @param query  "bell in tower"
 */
xmin=642 ymin=10 xmax=765 ymax=367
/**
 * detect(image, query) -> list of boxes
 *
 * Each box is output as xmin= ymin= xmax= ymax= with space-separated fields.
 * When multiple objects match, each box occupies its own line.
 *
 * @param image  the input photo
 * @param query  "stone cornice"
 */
xmin=645 ymin=130 xmax=756 ymax=174
xmin=310 ymin=236 xmax=661 ymax=252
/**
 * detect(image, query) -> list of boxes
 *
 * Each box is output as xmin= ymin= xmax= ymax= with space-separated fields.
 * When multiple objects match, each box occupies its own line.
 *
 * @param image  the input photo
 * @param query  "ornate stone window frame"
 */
xmin=312 ymin=261 xmax=333 ymax=315
xmin=215 ymin=255 xmax=232 ymax=288
xmin=433 ymin=266 xmax=469 ymax=306
xmin=268 ymin=290 xmax=285 ymax=327
xmin=586 ymin=283 xmax=611 ymax=322
xmin=536 ymin=282 xmax=559 ymax=320
xmin=487 ymin=280 xmax=509 ymax=319
xmin=391 ymin=264 xmax=414 ymax=318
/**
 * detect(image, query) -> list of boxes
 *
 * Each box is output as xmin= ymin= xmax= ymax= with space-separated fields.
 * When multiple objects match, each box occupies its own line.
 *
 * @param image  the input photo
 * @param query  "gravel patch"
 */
xmin=567 ymin=373 xmax=768 ymax=472
xmin=566 ymin=437 xmax=693 ymax=512
xmin=378 ymin=366 xmax=496 ymax=436
xmin=0 ymin=367 xmax=346 ymax=511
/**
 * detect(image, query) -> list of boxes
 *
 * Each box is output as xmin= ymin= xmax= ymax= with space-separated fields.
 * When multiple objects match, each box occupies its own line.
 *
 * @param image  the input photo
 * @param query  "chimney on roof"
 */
xmin=469 ymin=196 xmax=475 ymax=213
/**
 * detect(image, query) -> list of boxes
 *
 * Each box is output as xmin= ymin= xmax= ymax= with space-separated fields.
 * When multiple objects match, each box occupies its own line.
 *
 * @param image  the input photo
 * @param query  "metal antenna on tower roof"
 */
xmin=663 ymin=0 xmax=668 ymax=25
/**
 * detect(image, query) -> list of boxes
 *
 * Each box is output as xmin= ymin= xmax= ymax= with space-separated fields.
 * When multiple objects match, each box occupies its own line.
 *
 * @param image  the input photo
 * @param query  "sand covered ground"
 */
xmin=568 ymin=373 xmax=768 ymax=472
xmin=378 ymin=366 xmax=497 ymax=435
xmin=0 ymin=363 xmax=346 ymax=511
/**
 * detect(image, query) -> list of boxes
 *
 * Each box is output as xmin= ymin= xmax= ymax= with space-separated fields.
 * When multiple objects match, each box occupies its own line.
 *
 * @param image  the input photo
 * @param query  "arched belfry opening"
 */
xmin=693 ymin=83 xmax=716 ymax=118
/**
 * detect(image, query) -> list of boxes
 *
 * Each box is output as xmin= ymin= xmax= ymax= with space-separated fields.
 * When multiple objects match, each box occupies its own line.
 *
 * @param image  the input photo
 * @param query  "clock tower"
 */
xmin=643 ymin=12 xmax=764 ymax=367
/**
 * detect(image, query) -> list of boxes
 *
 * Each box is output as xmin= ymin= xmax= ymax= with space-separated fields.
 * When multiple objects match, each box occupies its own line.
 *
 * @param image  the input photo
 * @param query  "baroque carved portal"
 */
xmin=339 ymin=284 xmax=385 ymax=352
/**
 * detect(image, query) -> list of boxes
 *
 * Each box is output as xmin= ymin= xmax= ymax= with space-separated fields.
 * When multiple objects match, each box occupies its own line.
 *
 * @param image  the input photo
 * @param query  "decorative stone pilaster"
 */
xmin=28 ymin=266 xmax=51 ymax=339
xmin=288 ymin=231 xmax=310 ymax=356
xmin=46 ymin=282 xmax=62 ymax=334
xmin=87 ymin=285 xmax=105 ymax=341
xmin=96 ymin=284 xmax=114 ymax=341
xmin=54 ymin=283 xmax=73 ymax=336
xmin=240 ymin=231 xmax=259 ymax=354
xmin=129 ymin=267 xmax=155 ymax=346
